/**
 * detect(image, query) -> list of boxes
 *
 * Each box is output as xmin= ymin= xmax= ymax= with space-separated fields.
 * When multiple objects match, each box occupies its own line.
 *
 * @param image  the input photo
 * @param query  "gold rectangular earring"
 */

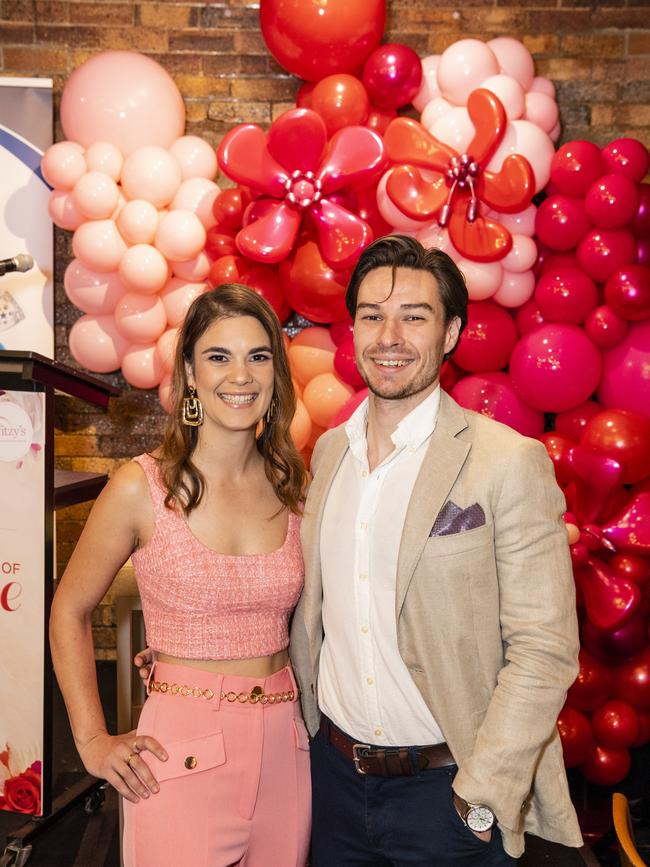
xmin=182 ymin=386 xmax=203 ymax=427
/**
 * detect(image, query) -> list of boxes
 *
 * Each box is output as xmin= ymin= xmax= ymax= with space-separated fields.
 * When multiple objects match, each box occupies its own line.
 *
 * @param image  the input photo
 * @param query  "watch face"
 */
xmin=466 ymin=805 xmax=495 ymax=833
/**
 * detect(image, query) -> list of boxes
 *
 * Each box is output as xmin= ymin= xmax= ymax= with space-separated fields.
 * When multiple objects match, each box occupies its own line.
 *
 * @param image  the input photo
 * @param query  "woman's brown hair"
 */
xmin=158 ymin=284 xmax=306 ymax=515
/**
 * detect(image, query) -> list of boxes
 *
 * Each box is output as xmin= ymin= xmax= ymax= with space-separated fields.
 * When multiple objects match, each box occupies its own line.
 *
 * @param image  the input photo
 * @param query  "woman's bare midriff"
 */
xmin=155 ymin=649 xmax=290 ymax=677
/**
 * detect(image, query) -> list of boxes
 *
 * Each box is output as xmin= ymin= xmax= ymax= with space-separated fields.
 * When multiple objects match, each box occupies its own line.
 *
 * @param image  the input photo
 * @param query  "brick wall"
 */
xmin=1 ymin=0 xmax=648 ymax=659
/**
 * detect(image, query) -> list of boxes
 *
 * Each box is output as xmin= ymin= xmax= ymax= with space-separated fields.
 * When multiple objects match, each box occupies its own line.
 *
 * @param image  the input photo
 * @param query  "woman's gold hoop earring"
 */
xmin=182 ymin=386 xmax=203 ymax=427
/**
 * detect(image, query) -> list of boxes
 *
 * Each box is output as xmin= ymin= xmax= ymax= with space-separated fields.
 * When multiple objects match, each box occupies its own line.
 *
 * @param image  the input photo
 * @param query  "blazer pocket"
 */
xmin=153 ymin=731 xmax=226 ymax=783
xmin=292 ymin=718 xmax=311 ymax=751
xmin=422 ymin=523 xmax=493 ymax=557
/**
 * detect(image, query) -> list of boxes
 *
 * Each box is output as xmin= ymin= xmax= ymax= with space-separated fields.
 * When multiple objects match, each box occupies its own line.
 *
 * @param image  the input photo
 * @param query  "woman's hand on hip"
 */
xmin=78 ymin=730 xmax=168 ymax=803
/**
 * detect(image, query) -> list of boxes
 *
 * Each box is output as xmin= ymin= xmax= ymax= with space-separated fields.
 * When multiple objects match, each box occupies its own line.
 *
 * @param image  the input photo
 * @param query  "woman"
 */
xmin=50 ymin=285 xmax=311 ymax=867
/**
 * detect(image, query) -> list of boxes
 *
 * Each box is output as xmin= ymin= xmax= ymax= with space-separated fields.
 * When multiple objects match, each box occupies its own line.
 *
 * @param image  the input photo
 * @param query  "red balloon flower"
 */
xmin=382 ymin=89 xmax=534 ymax=262
xmin=217 ymin=108 xmax=385 ymax=270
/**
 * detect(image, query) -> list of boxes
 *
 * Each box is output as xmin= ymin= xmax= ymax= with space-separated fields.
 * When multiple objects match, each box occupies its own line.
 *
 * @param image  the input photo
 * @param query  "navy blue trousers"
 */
xmin=310 ymin=725 xmax=517 ymax=866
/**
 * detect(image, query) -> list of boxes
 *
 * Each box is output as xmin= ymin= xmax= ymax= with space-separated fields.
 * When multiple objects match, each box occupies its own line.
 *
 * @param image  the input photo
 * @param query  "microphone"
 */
xmin=0 ymin=254 xmax=34 ymax=277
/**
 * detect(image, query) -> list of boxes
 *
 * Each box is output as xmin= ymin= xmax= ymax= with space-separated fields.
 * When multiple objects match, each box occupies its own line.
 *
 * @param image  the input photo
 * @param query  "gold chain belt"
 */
xmin=149 ymin=680 xmax=296 ymax=705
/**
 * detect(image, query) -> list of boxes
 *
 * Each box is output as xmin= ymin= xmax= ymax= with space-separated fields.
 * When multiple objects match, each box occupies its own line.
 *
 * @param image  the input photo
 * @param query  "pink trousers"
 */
xmin=122 ymin=662 xmax=311 ymax=867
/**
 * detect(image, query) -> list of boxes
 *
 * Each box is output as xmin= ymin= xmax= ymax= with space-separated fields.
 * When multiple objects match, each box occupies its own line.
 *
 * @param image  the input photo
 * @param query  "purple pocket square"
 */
xmin=429 ymin=501 xmax=486 ymax=537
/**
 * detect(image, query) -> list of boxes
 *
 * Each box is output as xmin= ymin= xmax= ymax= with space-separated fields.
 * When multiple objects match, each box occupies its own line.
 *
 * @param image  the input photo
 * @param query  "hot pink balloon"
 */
xmin=584 ymin=306 xmax=628 ymax=350
xmin=122 ymin=343 xmax=164 ymax=389
xmin=361 ymin=43 xmax=422 ymax=110
xmin=515 ymin=298 xmax=546 ymax=335
xmin=576 ymin=556 xmax=641 ymax=633
xmin=159 ymin=277 xmax=208 ymax=327
xmin=629 ymin=183 xmax=650 ymax=238
xmin=585 ymin=174 xmax=640 ymax=230
xmin=171 ymin=178 xmax=220 ymax=229
xmin=118 ymin=244 xmax=169 ymax=295
xmin=602 ymin=493 xmax=650 ymax=557
xmin=60 ymin=51 xmax=185 ymax=155
xmin=155 ymin=210 xmax=206 ymax=262
xmin=72 ymin=171 xmax=120 ymax=220
xmin=555 ymin=400 xmax=602 ymax=443
xmin=117 ymin=199 xmax=159 ymax=245
xmin=114 ymin=292 xmax=167 ymax=344
xmin=64 ymin=260 xmax=125 ymax=315
xmin=84 ymin=141 xmax=123 ymax=181
xmin=453 ymin=301 xmax=518 ymax=372
xmin=604 ymin=265 xmax=650 ymax=322
xmin=41 ymin=141 xmax=87 ymax=189
xmin=72 ymin=219 xmax=128 ymax=272
xmin=535 ymin=268 xmax=598 ymax=325
xmin=451 ymin=371 xmax=544 ymax=437
xmin=487 ymin=37 xmax=535 ymax=91
xmin=601 ymin=138 xmax=650 ymax=183
xmin=535 ymin=195 xmax=592 ymax=252
xmin=577 ymin=229 xmax=636 ymax=283
xmin=169 ymin=135 xmax=218 ymax=180
xmin=69 ymin=313 xmax=130 ymax=373
xmin=437 ymin=39 xmax=499 ymax=106
xmin=598 ymin=320 xmax=650 ymax=419
xmin=551 ymin=141 xmax=604 ymax=197
xmin=509 ymin=324 xmax=602 ymax=413
xmin=334 ymin=337 xmax=365 ymax=390
xmin=121 ymin=146 xmax=182 ymax=208
xmin=48 ymin=189 xmax=85 ymax=231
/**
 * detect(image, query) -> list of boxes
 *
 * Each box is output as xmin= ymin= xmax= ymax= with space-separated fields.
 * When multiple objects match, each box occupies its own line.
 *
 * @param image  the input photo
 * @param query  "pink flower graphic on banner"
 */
xmin=217 ymin=108 xmax=386 ymax=270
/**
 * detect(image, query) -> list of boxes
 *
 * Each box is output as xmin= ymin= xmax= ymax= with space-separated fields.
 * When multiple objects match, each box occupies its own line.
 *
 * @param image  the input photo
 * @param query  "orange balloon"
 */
xmin=290 ymin=398 xmax=313 ymax=451
xmin=311 ymin=74 xmax=370 ymax=136
xmin=289 ymin=345 xmax=335 ymax=386
xmin=303 ymin=373 xmax=354 ymax=428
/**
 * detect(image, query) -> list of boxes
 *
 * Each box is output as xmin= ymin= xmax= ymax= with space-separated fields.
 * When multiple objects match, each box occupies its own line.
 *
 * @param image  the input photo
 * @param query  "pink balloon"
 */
xmin=524 ymin=91 xmax=559 ymax=134
xmin=437 ymin=39 xmax=499 ymax=106
xmin=453 ymin=301 xmax=518 ymax=372
xmin=598 ymin=320 xmax=650 ymax=419
xmin=72 ymin=219 xmax=127 ymax=272
xmin=120 ymin=146 xmax=182 ymax=207
xmin=636 ymin=237 xmax=650 ymax=269
xmin=549 ymin=122 xmax=561 ymax=144
xmin=171 ymin=178 xmax=220 ymax=229
xmin=376 ymin=173 xmax=427 ymax=232
xmin=577 ymin=229 xmax=637 ymax=283
xmin=601 ymin=138 xmax=650 ymax=183
xmin=500 ymin=235 xmax=537 ymax=273
xmin=529 ymin=76 xmax=556 ymax=98
xmin=159 ymin=277 xmax=208 ymax=327
xmin=69 ymin=313 xmax=130 ymax=373
xmin=64 ymin=260 xmax=124 ymax=315
xmin=361 ymin=42 xmax=422 ymax=110
xmin=535 ymin=194 xmax=592 ymax=251
xmin=116 ymin=199 xmax=159 ymax=245
xmin=155 ymin=327 xmax=180 ymax=373
xmin=41 ymin=141 xmax=86 ymax=189
xmin=430 ymin=106 xmax=475 ymax=154
xmin=114 ymin=292 xmax=167 ymax=343
xmin=118 ymin=244 xmax=169 ymax=295
xmin=486 ymin=119 xmax=554 ymax=194
xmin=421 ymin=96 xmax=454 ymax=130
xmin=487 ymin=37 xmax=535 ymax=90
xmin=510 ymin=324 xmax=602 ymax=412
xmin=412 ymin=55 xmax=440 ymax=113
xmin=515 ymin=298 xmax=547 ymax=335
xmin=551 ymin=141 xmax=605 ymax=197
xmin=629 ymin=183 xmax=650 ymax=238
xmin=60 ymin=51 xmax=185 ymax=155
xmin=457 ymin=258 xmax=503 ymax=301
xmin=534 ymin=268 xmax=598 ymax=325
xmin=415 ymin=223 xmax=454 ymax=257
xmin=84 ymin=141 xmax=123 ymax=181
xmin=170 ymin=251 xmax=212 ymax=282
xmin=452 ymin=371 xmax=544 ymax=437
xmin=334 ymin=337 xmax=365 ymax=389
xmin=585 ymin=174 xmax=640 ymax=230
xmin=48 ymin=189 xmax=85 ymax=231
xmin=155 ymin=210 xmax=206 ymax=262
xmin=169 ymin=136 xmax=218 ymax=180
xmin=605 ymin=265 xmax=650 ymax=321
xmin=584 ymin=306 xmax=629 ymax=350
xmin=479 ymin=74 xmax=525 ymax=120
xmin=122 ymin=343 xmax=164 ymax=389
xmin=493 ymin=204 xmax=536 ymax=237
xmin=158 ymin=372 xmax=173 ymax=413
xmin=492 ymin=270 xmax=535 ymax=307
xmin=72 ymin=171 xmax=120 ymax=220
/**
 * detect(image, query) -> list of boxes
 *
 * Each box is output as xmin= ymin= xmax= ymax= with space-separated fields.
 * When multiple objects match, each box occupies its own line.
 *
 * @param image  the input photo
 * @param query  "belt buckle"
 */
xmin=352 ymin=743 xmax=371 ymax=775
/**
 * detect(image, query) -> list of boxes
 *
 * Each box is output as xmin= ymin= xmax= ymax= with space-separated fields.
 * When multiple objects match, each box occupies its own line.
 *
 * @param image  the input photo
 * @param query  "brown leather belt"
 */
xmin=319 ymin=716 xmax=455 ymax=776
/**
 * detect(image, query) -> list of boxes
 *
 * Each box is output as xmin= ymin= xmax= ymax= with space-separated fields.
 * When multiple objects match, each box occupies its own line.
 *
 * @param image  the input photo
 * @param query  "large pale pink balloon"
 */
xmin=169 ymin=136 xmax=218 ymax=180
xmin=114 ymin=292 xmax=167 ymax=343
xmin=487 ymin=37 xmax=535 ymax=91
xmin=437 ymin=39 xmax=499 ymax=106
xmin=48 ymin=189 xmax=85 ymax=231
xmin=487 ymin=120 xmax=554 ymax=193
xmin=456 ymin=258 xmax=503 ymax=300
xmin=415 ymin=223 xmax=453 ymax=256
xmin=598 ymin=320 xmax=650 ymax=419
xmin=118 ymin=244 xmax=169 ymax=295
xmin=492 ymin=270 xmax=535 ymax=307
xmin=430 ymin=106 xmax=475 ymax=154
xmin=412 ymin=55 xmax=440 ymax=113
xmin=171 ymin=178 xmax=220 ymax=229
xmin=529 ymin=76 xmax=556 ymax=98
xmin=121 ymin=146 xmax=182 ymax=208
xmin=421 ymin=96 xmax=454 ymax=131
xmin=60 ymin=51 xmax=185 ymax=155
xmin=159 ymin=277 xmax=208 ymax=327
xmin=72 ymin=219 xmax=127 ymax=272
xmin=64 ymin=260 xmax=124 ymax=315
xmin=69 ymin=313 xmax=130 ymax=373
xmin=84 ymin=141 xmax=123 ymax=181
xmin=479 ymin=74 xmax=525 ymax=120
xmin=500 ymin=235 xmax=537 ymax=273
xmin=155 ymin=210 xmax=206 ymax=261
xmin=170 ymin=251 xmax=212 ymax=282
xmin=117 ymin=199 xmax=159 ymax=245
xmin=524 ymin=92 xmax=559 ymax=134
xmin=492 ymin=203 xmax=537 ymax=237
xmin=72 ymin=171 xmax=120 ymax=220
xmin=41 ymin=141 xmax=87 ymax=189
xmin=122 ymin=343 xmax=164 ymax=389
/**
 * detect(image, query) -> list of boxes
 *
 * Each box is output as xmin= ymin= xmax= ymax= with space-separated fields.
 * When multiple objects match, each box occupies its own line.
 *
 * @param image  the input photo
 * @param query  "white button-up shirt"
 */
xmin=318 ymin=387 xmax=446 ymax=746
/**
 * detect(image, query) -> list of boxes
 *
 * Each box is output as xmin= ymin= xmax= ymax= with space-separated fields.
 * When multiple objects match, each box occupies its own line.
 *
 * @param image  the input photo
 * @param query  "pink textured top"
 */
xmin=130 ymin=453 xmax=304 ymax=660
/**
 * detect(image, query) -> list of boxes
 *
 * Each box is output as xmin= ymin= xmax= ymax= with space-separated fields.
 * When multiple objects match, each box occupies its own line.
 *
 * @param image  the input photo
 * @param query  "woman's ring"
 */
xmin=132 ymin=739 xmax=141 ymax=753
xmin=126 ymin=752 xmax=136 ymax=766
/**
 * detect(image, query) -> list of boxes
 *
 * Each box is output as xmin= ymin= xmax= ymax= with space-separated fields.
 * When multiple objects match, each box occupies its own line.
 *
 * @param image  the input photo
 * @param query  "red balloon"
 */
xmin=212 ymin=187 xmax=251 ymax=231
xmin=537 ymin=249 xmax=580 ymax=277
xmin=581 ymin=409 xmax=650 ymax=484
xmin=613 ymin=647 xmax=650 ymax=709
xmin=632 ymin=710 xmax=650 ymax=747
xmin=582 ymin=615 xmax=648 ymax=664
xmin=637 ymin=236 xmax=650 ymax=269
xmin=451 ymin=372 xmax=544 ymax=438
xmin=601 ymin=138 xmax=650 ymax=183
xmin=550 ymin=141 xmax=605 ymax=197
xmin=604 ymin=264 xmax=650 ymax=322
xmin=514 ymin=298 xmax=546 ymax=335
xmin=208 ymin=254 xmax=246 ymax=286
xmin=577 ymin=228 xmax=636 ymax=283
xmin=557 ymin=707 xmax=596 ymax=767
xmin=629 ymin=182 xmax=650 ymax=238
xmin=592 ymin=700 xmax=640 ymax=749
xmin=534 ymin=267 xmax=598 ymax=325
xmin=440 ymin=359 xmax=465 ymax=392
xmin=602 ymin=492 xmax=650 ymax=556
xmin=585 ymin=173 xmax=640 ymax=230
xmin=353 ymin=183 xmax=392 ymax=238
xmin=580 ymin=745 xmax=631 ymax=786
xmin=566 ymin=649 xmax=613 ymax=712
xmin=610 ymin=553 xmax=650 ymax=588
xmin=361 ymin=42 xmax=422 ymax=110
xmin=280 ymin=233 xmax=349 ymax=323
xmin=296 ymin=80 xmax=315 ymax=109
xmin=328 ymin=387 xmax=368 ymax=428
xmin=584 ymin=306 xmax=628 ymax=351
xmin=535 ymin=195 xmax=592 ymax=251
xmin=241 ymin=265 xmax=290 ymax=321
xmin=329 ymin=316 xmax=353 ymax=345
xmin=311 ymin=74 xmax=370 ymax=136
xmin=575 ymin=556 xmax=641 ymax=632
xmin=205 ymin=228 xmax=237 ymax=259
xmin=539 ymin=433 xmax=575 ymax=487
xmin=334 ymin=336 xmax=365 ymax=389
xmin=453 ymin=302 xmax=518 ymax=373
xmin=366 ymin=104 xmax=397 ymax=136
xmin=259 ymin=0 xmax=386 ymax=82
xmin=554 ymin=400 xmax=603 ymax=442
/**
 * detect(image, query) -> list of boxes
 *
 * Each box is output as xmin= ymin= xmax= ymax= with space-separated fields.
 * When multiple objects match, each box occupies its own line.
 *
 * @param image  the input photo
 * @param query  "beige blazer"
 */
xmin=290 ymin=390 xmax=583 ymax=858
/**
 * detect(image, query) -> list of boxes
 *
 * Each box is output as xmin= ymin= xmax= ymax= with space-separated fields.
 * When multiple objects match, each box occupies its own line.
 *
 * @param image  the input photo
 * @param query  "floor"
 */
xmin=1 ymin=663 xmax=647 ymax=866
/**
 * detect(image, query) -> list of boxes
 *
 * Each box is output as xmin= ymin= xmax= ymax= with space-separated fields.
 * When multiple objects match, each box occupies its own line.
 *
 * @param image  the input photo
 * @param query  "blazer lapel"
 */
xmin=395 ymin=392 xmax=471 ymax=618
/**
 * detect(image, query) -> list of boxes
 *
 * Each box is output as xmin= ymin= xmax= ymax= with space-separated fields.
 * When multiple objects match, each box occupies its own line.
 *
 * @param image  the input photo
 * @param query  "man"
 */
xmin=289 ymin=234 xmax=583 ymax=865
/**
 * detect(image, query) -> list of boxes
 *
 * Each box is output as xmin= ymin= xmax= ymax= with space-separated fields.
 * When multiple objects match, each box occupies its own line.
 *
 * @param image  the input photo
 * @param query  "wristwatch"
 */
xmin=453 ymin=793 xmax=496 ymax=833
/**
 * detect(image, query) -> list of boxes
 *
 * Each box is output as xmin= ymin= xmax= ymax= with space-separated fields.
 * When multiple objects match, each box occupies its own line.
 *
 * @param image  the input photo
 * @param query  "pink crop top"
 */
xmin=130 ymin=453 xmax=304 ymax=660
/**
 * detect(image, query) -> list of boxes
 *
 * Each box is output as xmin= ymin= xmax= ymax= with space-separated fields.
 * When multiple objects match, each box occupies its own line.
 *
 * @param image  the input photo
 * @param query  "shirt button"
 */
xmin=359 ymin=573 xmax=368 ymax=581
xmin=366 ymin=677 xmax=374 ymax=685
xmin=361 ymin=625 xmax=369 ymax=634
xmin=374 ymin=728 xmax=382 ymax=738
xmin=362 ymin=470 xmax=368 ymax=477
